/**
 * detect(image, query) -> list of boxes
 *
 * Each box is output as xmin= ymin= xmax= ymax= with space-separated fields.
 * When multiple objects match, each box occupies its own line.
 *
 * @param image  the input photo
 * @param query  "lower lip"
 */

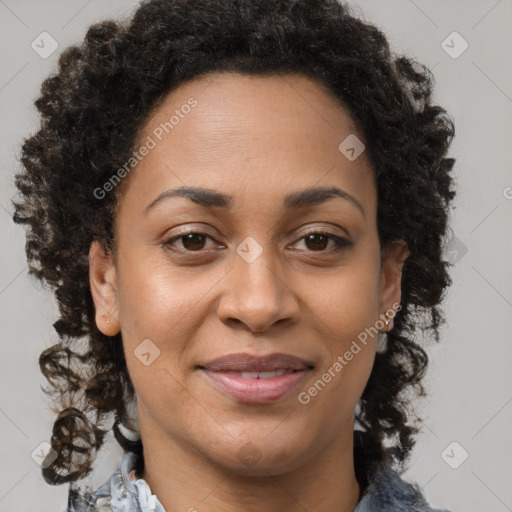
xmin=199 ymin=369 xmax=310 ymax=403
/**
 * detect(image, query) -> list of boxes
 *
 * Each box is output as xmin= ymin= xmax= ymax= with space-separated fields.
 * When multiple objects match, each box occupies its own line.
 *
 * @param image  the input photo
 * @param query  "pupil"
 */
xmin=183 ymin=233 xmax=205 ymax=251
xmin=307 ymin=234 xmax=327 ymax=251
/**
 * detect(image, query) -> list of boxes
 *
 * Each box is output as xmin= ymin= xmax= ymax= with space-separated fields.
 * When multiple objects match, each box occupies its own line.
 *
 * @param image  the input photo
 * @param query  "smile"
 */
xmin=198 ymin=368 xmax=311 ymax=403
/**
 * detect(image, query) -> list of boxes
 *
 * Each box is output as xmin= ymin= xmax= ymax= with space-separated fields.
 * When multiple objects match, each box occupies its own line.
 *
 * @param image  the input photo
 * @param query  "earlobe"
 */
xmin=378 ymin=239 xmax=410 ymax=325
xmin=88 ymin=240 xmax=120 ymax=336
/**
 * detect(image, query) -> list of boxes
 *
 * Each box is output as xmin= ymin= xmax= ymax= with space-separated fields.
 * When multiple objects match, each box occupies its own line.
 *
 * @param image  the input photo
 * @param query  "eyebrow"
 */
xmin=143 ymin=185 xmax=365 ymax=218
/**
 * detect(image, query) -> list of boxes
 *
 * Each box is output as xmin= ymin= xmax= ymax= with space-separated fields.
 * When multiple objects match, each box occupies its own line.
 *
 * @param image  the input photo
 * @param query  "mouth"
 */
xmin=196 ymin=352 xmax=314 ymax=403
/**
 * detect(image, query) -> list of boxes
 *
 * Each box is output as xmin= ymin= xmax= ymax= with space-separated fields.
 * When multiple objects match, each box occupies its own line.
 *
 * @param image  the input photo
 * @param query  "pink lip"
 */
xmin=197 ymin=352 xmax=313 ymax=403
xmin=199 ymin=368 xmax=310 ymax=403
xmin=199 ymin=352 xmax=313 ymax=372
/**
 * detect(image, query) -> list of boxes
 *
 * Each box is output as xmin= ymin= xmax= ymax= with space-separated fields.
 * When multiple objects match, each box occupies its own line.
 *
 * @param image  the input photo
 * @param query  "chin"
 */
xmin=201 ymin=433 xmax=313 ymax=476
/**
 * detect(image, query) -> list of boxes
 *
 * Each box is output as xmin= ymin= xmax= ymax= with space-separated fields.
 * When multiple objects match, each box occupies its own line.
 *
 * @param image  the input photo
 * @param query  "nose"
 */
xmin=216 ymin=246 xmax=300 ymax=333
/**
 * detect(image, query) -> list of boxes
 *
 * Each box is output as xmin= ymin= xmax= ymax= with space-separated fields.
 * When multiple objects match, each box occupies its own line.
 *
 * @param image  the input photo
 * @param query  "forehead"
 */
xmin=139 ymin=71 xmax=363 ymax=151
xmin=120 ymin=71 xmax=376 ymax=217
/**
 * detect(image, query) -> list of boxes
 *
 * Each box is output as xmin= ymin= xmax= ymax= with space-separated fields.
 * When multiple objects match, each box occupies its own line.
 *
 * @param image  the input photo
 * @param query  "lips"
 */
xmin=198 ymin=352 xmax=314 ymax=372
xmin=197 ymin=352 xmax=313 ymax=403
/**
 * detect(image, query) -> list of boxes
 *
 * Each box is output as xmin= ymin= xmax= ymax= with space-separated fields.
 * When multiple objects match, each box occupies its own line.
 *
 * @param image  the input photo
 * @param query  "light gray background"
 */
xmin=1 ymin=1 xmax=511 ymax=511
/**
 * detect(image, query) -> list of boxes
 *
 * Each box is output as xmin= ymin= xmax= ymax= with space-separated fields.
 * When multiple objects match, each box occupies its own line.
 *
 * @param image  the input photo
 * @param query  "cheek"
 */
xmin=306 ymin=257 xmax=381 ymax=345
xmin=299 ymin=269 xmax=380 ymax=430
xmin=117 ymin=262 xmax=199 ymax=428
xmin=301 ymin=253 xmax=380 ymax=398
xmin=116 ymin=248 xmax=204 ymax=337
xmin=115 ymin=250 xmax=226 ymax=388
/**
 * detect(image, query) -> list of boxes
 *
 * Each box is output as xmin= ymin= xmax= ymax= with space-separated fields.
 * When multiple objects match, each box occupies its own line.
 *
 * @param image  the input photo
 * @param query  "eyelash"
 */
xmin=162 ymin=229 xmax=351 ymax=254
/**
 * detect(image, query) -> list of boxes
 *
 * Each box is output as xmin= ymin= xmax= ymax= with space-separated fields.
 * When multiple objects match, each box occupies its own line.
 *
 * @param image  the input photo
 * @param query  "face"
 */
xmin=89 ymin=71 xmax=408 ymax=475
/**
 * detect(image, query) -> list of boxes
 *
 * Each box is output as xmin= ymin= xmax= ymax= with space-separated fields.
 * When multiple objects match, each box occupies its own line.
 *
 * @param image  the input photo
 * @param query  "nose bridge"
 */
xmin=217 ymin=235 xmax=299 ymax=332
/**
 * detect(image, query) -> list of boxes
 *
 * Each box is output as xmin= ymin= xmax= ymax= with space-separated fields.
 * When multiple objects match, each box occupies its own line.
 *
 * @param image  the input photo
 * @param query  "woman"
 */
xmin=12 ymin=0 xmax=456 ymax=510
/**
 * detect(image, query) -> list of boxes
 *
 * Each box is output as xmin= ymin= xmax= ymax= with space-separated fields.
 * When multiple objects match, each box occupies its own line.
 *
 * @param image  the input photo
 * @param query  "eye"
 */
xmin=163 ymin=231 xmax=221 ymax=252
xmin=162 ymin=229 xmax=351 ymax=254
xmin=292 ymin=230 xmax=351 ymax=252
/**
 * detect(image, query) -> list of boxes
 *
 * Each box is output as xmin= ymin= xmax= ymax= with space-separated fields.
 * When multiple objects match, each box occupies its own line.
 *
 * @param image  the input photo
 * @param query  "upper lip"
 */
xmin=198 ymin=352 xmax=314 ymax=372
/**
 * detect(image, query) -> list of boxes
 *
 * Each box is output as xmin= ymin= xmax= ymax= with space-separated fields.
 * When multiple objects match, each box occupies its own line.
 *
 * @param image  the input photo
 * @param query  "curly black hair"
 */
xmin=12 ymin=0 xmax=456 ymax=492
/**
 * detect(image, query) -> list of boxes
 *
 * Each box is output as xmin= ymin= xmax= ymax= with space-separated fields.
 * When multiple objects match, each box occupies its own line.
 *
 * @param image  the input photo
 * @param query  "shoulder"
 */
xmin=65 ymin=472 xmax=120 ymax=512
xmin=65 ymin=452 xmax=160 ymax=512
xmin=354 ymin=464 xmax=452 ymax=512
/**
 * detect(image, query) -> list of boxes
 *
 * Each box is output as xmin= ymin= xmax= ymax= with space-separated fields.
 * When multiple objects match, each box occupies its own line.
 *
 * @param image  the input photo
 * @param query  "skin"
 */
xmin=89 ymin=71 xmax=409 ymax=512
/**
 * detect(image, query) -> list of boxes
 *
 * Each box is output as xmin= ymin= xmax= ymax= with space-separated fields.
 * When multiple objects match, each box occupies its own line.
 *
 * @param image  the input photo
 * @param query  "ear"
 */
xmin=378 ymin=239 xmax=410 ymax=328
xmin=89 ymin=240 xmax=120 ymax=336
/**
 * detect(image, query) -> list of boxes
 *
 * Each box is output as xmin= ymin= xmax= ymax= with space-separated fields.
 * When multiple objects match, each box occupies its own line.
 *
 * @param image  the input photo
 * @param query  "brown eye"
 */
xmin=294 ymin=231 xmax=351 ymax=252
xmin=304 ymin=233 xmax=330 ymax=251
xmin=181 ymin=233 xmax=207 ymax=251
xmin=164 ymin=232 xmax=217 ymax=252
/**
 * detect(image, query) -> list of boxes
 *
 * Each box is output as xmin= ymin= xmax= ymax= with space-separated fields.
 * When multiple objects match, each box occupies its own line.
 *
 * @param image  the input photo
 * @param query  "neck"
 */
xmin=137 ymin=415 xmax=362 ymax=512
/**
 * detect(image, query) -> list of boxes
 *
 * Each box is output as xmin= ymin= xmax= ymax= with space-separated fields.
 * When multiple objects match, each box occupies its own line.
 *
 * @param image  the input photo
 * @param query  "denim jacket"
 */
xmin=66 ymin=451 xmax=451 ymax=512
